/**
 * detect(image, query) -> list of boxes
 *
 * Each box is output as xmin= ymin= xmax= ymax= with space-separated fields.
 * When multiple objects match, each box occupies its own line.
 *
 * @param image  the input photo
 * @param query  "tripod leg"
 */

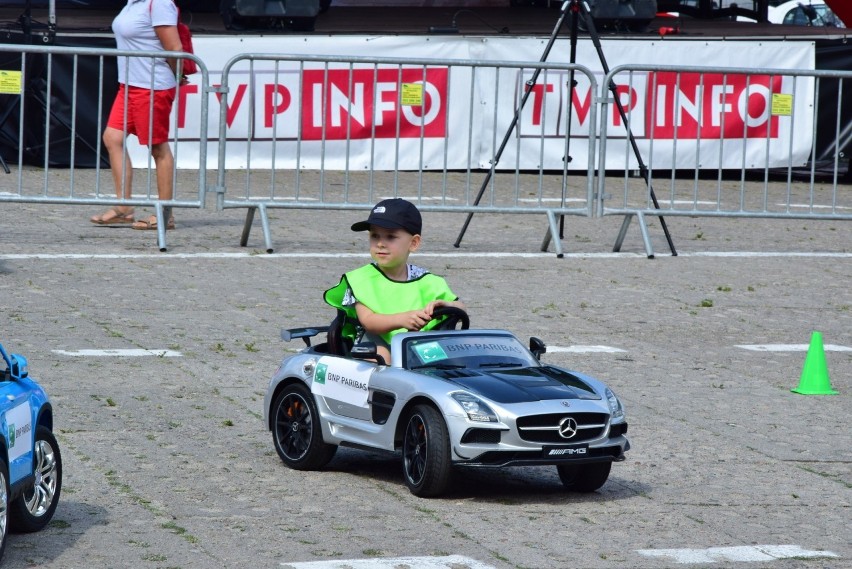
xmin=454 ymin=1 xmax=573 ymax=249
xmin=558 ymin=0 xmax=581 ymax=241
xmin=578 ymin=0 xmax=677 ymax=256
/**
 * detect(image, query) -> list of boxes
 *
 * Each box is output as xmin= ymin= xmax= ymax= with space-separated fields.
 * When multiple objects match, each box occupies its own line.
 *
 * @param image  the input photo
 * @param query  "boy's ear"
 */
xmin=409 ymin=233 xmax=422 ymax=252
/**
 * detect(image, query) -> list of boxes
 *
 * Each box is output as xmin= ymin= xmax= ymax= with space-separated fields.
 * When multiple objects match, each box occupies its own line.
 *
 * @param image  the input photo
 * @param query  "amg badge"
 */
xmin=548 ymin=447 xmax=587 ymax=456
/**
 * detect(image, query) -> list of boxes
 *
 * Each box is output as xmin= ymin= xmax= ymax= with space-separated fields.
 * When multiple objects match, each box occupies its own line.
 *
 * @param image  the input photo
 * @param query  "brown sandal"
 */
xmin=90 ymin=207 xmax=134 ymax=225
xmin=131 ymin=215 xmax=175 ymax=231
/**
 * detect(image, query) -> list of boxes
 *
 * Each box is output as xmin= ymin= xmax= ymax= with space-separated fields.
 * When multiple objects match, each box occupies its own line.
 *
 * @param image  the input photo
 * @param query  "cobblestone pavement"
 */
xmin=0 ymin=191 xmax=849 ymax=568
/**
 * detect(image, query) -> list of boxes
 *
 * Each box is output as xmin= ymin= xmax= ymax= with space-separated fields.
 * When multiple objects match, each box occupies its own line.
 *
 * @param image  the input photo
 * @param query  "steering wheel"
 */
xmin=430 ymin=306 xmax=470 ymax=330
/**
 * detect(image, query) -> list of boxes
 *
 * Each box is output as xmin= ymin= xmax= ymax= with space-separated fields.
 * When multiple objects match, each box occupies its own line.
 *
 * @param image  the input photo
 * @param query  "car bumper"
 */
xmin=453 ymin=437 xmax=630 ymax=468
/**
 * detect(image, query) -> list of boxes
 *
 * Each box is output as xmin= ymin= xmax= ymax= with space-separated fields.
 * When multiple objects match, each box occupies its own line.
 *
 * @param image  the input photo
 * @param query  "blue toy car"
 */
xmin=0 ymin=343 xmax=62 ymax=562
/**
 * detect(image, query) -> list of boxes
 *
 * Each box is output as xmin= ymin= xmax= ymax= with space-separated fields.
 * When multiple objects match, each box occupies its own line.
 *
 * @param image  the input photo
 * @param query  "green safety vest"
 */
xmin=324 ymin=264 xmax=457 ymax=343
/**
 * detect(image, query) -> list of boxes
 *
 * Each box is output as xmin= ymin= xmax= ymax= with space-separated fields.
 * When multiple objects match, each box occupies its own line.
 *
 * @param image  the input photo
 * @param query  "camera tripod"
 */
xmin=454 ymin=0 xmax=676 ymax=257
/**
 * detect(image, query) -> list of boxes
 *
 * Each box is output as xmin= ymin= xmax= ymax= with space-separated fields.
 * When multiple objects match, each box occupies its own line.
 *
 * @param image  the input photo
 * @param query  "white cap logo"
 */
xmin=373 ymin=206 xmax=386 ymax=213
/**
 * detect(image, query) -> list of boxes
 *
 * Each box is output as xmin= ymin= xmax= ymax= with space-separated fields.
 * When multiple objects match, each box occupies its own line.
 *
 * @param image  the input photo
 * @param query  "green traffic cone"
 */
xmin=792 ymin=331 xmax=838 ymax=395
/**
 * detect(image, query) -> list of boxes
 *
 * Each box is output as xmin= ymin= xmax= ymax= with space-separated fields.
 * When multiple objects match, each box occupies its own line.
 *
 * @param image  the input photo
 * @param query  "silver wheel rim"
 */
xmin=25 ymin=439 xmax=58 ymax=517
xmin=0 ymin=470 xmax=8 ymax=542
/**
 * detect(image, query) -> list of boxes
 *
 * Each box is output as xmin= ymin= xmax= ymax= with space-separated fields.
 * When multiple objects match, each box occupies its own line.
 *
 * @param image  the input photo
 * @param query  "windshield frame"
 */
xmin=399 ymin=330 xmax=540 ymax=371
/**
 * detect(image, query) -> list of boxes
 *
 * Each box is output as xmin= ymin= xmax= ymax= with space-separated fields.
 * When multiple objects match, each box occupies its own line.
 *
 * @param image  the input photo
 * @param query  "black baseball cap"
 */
xmin=351 ymin=198 xmax=422 ymax=235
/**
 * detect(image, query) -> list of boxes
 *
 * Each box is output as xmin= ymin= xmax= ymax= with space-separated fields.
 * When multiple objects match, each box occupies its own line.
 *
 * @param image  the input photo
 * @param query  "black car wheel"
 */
xmin=402 ymin=404 xmax=451 ymax=497
xmin=272 ymin=384 xmax=336 ymax=470
xmin=10 ymin=426 xmax=62 ymax=532
xmin=0 ymin=455 xmax=8 ymax=563
xmin=557 ymin=461 xmax=611 ymax=492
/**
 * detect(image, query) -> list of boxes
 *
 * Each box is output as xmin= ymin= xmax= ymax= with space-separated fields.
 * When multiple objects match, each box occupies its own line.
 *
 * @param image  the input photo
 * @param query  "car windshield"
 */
xmin=402 ymin=333 xmax=539 ymax=370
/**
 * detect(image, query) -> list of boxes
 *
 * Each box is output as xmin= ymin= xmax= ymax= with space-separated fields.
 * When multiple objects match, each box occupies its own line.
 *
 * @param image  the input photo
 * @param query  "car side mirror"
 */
xmin=529 ymin=337 xmax=546 ymax=361
xmin=351 ymin=342 xmax=386 ymax=366
xmin=8 ymin=354 xmax=28 ymax=380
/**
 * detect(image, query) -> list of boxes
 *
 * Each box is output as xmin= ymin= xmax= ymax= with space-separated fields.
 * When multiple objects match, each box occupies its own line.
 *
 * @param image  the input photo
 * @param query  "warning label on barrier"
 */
xmin=771 ymin=93 xmax=793 ymax=116
xmin=0 ymin=70 xmax=22 ymax=95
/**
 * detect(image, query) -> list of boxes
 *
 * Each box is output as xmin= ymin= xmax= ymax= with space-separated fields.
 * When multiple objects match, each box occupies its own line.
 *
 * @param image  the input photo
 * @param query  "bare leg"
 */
xmin=91 ymin=126 xmax=135 ymax=223
xmin=151 ymin=141 xmax=174 ymax=221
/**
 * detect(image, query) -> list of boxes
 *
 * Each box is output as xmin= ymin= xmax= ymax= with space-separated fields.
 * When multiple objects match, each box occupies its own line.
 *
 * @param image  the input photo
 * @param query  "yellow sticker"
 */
xmin=771 ymin=93 xmax=793 ymax=116
xmin=400 ymin=82 xmax=423 ymax=106
xmin=0 ymin=70 xmax=22 ymax=95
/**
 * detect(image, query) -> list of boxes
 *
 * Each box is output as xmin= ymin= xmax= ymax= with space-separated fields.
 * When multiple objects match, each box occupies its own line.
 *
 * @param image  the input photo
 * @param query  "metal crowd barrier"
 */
xmin=2 ymin=43 xmax=850 ymax=258
xmin=214 ymin=53 xmax=599 ymax=255
xmin=0 ymin=43 xmax=207 ymax=251
xmin=596 ymin=64 xmax=852 ymax=257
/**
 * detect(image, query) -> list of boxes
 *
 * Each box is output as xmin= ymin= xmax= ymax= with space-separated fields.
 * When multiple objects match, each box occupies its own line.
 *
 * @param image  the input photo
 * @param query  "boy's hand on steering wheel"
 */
xmin=423 ymin=300 xmax=449 ymax=319
xmin=404 ymin=309 xmax=431 ymax=331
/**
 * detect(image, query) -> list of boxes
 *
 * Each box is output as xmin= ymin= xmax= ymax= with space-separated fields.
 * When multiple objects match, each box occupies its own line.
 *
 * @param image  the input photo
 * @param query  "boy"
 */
xmin=324 ymin=198 xmax=465 ymax=363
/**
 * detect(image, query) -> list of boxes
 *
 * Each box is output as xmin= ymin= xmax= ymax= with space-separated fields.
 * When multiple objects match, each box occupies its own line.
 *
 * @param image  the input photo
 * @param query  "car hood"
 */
xmin=423 ymin=365 xmax=601 ymax=404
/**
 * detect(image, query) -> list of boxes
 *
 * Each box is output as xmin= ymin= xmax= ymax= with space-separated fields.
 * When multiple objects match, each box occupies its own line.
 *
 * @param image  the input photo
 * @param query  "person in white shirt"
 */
xmin=90 ymin=0 xmax=184 ymax=230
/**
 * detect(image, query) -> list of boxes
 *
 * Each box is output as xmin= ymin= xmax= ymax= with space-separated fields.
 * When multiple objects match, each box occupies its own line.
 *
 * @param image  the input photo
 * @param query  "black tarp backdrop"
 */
xmin=0 ymin=33 xmax=117 ymax=168
xmin=814 ymin=38 xmax=852 ymax=179
xmin=0 ymin=1 xmax=219 ymax=9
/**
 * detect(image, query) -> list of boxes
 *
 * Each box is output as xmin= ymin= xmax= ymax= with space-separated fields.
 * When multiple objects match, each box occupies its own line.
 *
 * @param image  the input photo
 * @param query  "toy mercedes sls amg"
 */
xmin=263 ymin=308 xmax=629 ymax=497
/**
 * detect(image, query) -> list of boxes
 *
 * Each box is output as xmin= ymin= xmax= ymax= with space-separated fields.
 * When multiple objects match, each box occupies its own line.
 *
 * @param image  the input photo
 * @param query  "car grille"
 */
xmin=516 ymin=412 xmax=609 ymax=444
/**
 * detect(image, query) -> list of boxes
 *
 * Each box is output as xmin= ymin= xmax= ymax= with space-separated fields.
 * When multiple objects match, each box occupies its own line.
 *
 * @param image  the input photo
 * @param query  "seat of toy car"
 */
xmin=326 ymin=309 xmax=354 ymax=357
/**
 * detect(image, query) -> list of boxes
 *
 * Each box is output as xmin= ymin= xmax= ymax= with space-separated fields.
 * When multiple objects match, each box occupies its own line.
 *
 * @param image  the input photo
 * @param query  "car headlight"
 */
xmin=451 ymin=392 xmax=498 ymax=423
xmin=605 ymin=387 xmax=624 ymax=419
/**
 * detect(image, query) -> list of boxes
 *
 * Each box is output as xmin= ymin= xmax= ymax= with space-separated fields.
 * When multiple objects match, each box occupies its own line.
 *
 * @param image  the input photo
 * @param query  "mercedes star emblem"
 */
xmin=558 ymin=417 xmax=578 ymax=439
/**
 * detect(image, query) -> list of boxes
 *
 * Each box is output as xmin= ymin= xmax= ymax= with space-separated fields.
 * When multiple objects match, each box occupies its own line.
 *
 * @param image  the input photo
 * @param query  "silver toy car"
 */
xmin=263 ymin=309 xmax=629 ymax=497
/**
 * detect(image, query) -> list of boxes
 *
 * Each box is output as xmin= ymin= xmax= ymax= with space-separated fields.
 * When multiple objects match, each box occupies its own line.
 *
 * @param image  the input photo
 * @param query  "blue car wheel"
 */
xmin=10 ymin=426 xmax=62 ymax=532
xmin=0 ymin=455 xmax=9 ymax=563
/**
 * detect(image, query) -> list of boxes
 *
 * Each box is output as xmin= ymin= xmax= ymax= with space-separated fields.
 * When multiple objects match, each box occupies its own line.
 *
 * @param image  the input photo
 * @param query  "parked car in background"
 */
xmin=768 ymin=0 xmax=845 ymax=26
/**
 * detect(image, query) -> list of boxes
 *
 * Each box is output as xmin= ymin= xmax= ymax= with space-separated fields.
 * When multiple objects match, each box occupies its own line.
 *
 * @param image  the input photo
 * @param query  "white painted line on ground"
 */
xmin=517 ymin=197 xmax=585 ymax=203
xmin=52 ymin=349 xmax=182 ymax=357
xmin=548 ymin=345 xmax=627 ymax=353
xmin=280 ymin=555 xmax=497 ymax=569
xmin=666 ymin=200 xmax=718 ymax=206
xmin=684 ymin=252 xmax=852 ymax=258
xmin=782 ymin=203 xmax=851 ymax=210
xmin=736 ymin=344 xmax=852 ymax=352
xmin=380 ymin=196 xmax=460 ymax=201
xmin=637 ymin=544 xmax=838 ymax=564
xmin=4 ymin=251 xmax=852 ymax=260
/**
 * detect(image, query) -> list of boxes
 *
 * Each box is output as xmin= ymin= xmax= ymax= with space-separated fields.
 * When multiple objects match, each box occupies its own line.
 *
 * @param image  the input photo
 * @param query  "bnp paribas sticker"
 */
xmin=314 ymin=362 xmax=328 ymax=384
xmin=414 ymin=341 xmax=448 ymax=363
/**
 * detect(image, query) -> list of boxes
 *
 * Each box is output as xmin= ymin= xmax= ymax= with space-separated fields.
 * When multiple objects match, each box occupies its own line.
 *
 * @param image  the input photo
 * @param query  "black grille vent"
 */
xmin=516 ymin=412 xmax=608 ymax=444
xmin=461 ymin=428 xmax=502 ymax=444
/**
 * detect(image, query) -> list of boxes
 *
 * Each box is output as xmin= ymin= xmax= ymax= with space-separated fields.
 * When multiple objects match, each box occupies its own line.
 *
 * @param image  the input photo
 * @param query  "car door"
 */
xmin=312 ymin=354 xmax=375 ymax=421
xmin=1 ymin=383 xmax=35 ymax=485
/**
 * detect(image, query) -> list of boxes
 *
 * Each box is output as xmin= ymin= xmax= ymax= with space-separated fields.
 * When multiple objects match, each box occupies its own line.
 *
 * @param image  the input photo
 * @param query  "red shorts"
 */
xmin=107 ymin=84 xmax=176 ymax=146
